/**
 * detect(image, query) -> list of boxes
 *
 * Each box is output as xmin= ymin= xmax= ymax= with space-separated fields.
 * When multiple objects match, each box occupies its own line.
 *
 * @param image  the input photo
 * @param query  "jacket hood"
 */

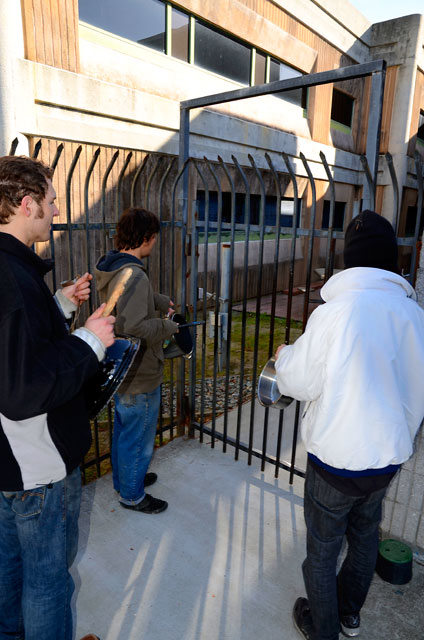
xmin=95 ymin=250 xmax=144 ymax=294
xmin=321 ymin=267 xmax=416 ymax=303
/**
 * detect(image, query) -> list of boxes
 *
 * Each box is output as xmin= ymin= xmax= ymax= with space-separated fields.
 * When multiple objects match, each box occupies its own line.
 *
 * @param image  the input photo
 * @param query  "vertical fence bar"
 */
xmin=193 ymin=160 xmax=211 ymax=442
xmin=9 ymin=137 xmax=18 ymax=155
xmin=247 ymin=154 xmax=266 ymax=466
xmin=83 ymin=147 xmax=101 ymax=313
xmin=130 ymin=155 xmax=149 ymax=208
xmin=232 ymin=155 xmax=251 ymax=461
xmin=65 ymin=146 xmax=82 ymax=278
xmin=319 ymin=151 xmax=336 ymax=281
xmin=218 ymin=156 xmax=237 ymax=453
xmin=49 ymin=143 xmax=64 ymax=291
xmin=204 ymin=157 xmax=223 ymax=447
xmin=363 ymin=64 xmax=386 ymax=210
xmin=410 ymin=152 xmax=424 ymax=285
xmin=169 ymin=158 xmax=192 ymax=436
xmin=115 ymin=152 xmax=133 ymax=220
xmin=31 ymin=139 xmax=42 ymax=159
xmin=282 ymin=153 xmax=299 ymax=346
xmin=385 ymin=152 xmax=400 ymax=231
xmin=100 ymin=150 xmax=119 ymax=257
xmin=360 ymin=155 xmax=375 ymax=212
xmin=299 ymin=152 xmax=317 ymax=329
xmin=158 ymin=158 xmax=176 ymax=444
xmin=264 ymin=153 xmax=284 ymax=475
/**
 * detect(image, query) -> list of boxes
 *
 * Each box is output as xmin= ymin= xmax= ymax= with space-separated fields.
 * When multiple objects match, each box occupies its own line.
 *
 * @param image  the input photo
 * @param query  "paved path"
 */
xmin=73 ymin=437 xmax=424 ymax=640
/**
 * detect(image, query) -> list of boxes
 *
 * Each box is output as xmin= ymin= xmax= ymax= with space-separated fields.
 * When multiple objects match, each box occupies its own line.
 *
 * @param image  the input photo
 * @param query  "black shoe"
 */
xmin=144 ymin=472 xmax=157 ymax=487
xmin=340 ymin=613 xmax=360 ymax=637
xmin=120 ymin=493 xmax=168 ymax=514
xmin=292 ymin=597 xmax=315 ymax=640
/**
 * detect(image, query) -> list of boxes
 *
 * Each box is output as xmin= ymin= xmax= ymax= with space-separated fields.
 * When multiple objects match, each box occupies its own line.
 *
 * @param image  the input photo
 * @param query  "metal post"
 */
xmin=363 ymin=64 xmax=386 ymax=209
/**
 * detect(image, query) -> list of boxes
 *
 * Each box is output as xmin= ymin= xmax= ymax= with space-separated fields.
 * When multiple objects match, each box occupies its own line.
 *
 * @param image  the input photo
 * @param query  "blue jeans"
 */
xmin=302 ymin=462 xmax=389 ymax=640
xmin=113 ymin=387 xmax=161 ymax=505
xmin=0 ymin=467 xmax=81 ymax=640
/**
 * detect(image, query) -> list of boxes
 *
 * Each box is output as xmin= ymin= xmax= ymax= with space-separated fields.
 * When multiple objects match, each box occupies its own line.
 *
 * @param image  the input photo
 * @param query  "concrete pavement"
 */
xmin=73 ymin=435 xmax=424 ymax=640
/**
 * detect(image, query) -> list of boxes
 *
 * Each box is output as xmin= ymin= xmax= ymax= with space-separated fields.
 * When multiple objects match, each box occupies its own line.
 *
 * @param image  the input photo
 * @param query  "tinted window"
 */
xmin=269 ymin=59 xmax=303 ymax=107
xmin=418 ymin=110 xmax=424 ymax=142
xmin=255 ymin=51 xmax=267 ymax=85
xmin=194 ymin=19 xmax=251 ymax=84
xmin=171 ymin=7 xmax=189 ymax=62
xmin=331 ymin=89 xmax=354 ymax=128
xmin=79 ymin=0 xmax=166 ymax=53
xmin=321 ymin=201 xmax=346 ymax=231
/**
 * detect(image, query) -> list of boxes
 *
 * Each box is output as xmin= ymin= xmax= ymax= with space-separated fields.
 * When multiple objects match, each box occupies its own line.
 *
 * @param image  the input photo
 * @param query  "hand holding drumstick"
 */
xmin=83 ymin=268 xmax=133 ymax=348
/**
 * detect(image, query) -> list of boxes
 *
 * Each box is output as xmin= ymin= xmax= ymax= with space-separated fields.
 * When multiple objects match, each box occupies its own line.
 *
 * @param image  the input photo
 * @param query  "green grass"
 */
xmin=198 ymin=231 xmax=292 ymax=243
xmin=164 ymin=310 xmax=302 ymax=382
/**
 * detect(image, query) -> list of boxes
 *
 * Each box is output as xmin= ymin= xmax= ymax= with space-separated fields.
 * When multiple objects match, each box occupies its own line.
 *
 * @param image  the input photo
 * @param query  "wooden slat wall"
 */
xmin=408 ymin=70 xmax=424 ymax=157
xmin=20 ymin=0 xmax=80 ymax=72
xmin=379 ymin=66 xmax=398 ymax=154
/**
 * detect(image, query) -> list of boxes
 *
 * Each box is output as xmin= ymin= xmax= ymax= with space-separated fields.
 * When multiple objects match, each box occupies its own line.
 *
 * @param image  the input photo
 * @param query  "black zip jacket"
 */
xmin=0 ymin=233 xmax=99 ymax=490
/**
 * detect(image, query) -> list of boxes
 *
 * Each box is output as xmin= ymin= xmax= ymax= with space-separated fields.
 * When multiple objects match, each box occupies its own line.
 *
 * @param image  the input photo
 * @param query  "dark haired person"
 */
xmin=95 ymin=207 xmax=178 ymax=514
xmin=0 ymin=155 xmax=115 ymax=640
xmin=274 ymin=211 xmax=424 ymax=640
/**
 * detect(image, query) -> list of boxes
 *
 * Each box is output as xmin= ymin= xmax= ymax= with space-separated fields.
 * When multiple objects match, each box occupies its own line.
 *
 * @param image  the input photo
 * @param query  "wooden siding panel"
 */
xmin=408 ymin=70 xmax=424 ymax=157
xmin=21 ymin=0 xmax=79 ymax=71
xmin=380 ymin=66 xmax=398 ymax=154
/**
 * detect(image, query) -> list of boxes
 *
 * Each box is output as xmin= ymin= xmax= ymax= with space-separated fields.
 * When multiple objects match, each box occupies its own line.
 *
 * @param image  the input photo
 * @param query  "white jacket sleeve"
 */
xmin=274 ymin=305 xmax=330 ymax=401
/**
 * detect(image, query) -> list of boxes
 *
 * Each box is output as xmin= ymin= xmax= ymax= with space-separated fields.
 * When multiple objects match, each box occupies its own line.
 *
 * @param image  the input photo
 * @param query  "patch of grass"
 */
xmin=163 ymin=310 xmax=302 ymax=382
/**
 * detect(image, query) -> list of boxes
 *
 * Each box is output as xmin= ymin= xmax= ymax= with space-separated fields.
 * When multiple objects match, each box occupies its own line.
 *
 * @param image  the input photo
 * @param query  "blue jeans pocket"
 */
xmin=11 ymin=489 xmax=46 ymax=518
xmin=118 ymin=393 xmax=137 ymax=408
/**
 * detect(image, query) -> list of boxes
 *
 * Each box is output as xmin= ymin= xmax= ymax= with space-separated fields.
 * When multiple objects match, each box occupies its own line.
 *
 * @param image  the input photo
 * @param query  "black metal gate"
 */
xmin=10 ymin=58 xmax=424 ymax=482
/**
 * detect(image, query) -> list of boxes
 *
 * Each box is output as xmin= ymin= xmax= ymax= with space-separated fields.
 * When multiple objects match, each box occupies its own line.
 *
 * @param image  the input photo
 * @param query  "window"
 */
xmin=171 ymin=6 xmax=189 ymax=62
xmin=417 ymin=110 xmax=424 ymax=144
xmin=254 ymin=50 xmax=267 ymax=85
xmin=321 ymin=201 xmax=346 ymax=231
xmin=197 ymin=192 xmax=300 ymax=229
xmin=405 ymin=205 xmax=424 ymax=237
xmin=194 ymin=19 xmax=251 ymax=84
xmin=79 ymin=0 xmax=304 ymax=98
xmin=79 ymin=0 xmax=166 ymax=53
xmin=269 ymin=59 xmax=304 ymax=107
xmin=331 ymin=89 xmax=354 ymax=132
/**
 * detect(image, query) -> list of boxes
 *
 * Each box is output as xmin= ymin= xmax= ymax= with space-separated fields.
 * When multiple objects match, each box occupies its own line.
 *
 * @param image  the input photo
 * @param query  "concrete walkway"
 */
xmin=73 ymin=436 xmax=424 ymax=640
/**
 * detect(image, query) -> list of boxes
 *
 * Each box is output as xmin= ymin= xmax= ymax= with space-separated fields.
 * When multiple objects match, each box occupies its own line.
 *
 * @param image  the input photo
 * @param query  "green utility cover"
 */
xmin=378 ymin=539 xmax=412 ymax=564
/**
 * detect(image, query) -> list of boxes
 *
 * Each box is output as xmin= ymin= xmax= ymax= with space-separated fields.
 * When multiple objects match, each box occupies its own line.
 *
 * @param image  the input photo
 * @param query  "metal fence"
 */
xmin=9 ymin=57 xmax=424 ymax=482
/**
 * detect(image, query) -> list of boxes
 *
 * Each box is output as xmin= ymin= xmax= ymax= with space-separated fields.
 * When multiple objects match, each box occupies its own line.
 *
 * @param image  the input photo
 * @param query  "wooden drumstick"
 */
xmin=102 ymin=267 xmax=133 ymax=317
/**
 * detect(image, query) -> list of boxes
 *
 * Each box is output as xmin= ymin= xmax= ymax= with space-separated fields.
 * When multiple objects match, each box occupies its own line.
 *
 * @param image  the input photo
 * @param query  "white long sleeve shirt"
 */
xmin=275 ymin=267 xmax=424 ymax=471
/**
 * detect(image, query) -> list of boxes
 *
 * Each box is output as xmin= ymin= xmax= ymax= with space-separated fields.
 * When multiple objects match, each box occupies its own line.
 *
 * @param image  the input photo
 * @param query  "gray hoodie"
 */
xmin=95 ymin=251 xmax=178 ymax=393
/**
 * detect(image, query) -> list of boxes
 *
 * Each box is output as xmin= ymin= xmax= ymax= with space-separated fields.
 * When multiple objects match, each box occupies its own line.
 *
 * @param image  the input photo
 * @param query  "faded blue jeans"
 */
xmin=0 ymin=467 xmax=81 ymax=640
xmin=302 ymin=462 xmax=389 ymax=640
xmin=113 ymin=387 xmax=161 ymax=505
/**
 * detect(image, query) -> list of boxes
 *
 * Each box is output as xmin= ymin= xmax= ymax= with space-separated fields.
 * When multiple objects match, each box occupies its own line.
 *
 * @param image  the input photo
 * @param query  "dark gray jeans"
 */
xmin=302 ymin=461 xmax=389 ymax=640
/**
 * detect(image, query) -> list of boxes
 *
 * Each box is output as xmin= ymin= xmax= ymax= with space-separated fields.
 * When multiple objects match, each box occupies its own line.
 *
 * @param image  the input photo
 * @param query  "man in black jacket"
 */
xmin=0 ymin=155 xmax=115 ymax=640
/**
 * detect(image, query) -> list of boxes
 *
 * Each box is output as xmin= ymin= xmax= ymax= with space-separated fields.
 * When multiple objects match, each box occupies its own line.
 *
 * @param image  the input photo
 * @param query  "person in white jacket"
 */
xmin=274 ymin=210 xmax=424 ymax=640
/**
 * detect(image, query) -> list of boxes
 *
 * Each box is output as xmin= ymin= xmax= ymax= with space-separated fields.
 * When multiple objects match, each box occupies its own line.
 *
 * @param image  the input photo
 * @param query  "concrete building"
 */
xmin=1 ymin=0 xmax=424 ymax=546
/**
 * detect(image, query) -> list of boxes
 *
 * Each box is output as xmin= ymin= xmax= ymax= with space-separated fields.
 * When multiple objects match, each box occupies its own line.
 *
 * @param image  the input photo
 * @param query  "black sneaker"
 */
xmin=292 ymin=597 xmax=315 ymax=640
xmin=120 ymin=494 xmax=168 ymax=514
xmin=340 ymin=613 xmax=360 ymax=637
xmin=144 ymin=472 xmax=157 ymax=487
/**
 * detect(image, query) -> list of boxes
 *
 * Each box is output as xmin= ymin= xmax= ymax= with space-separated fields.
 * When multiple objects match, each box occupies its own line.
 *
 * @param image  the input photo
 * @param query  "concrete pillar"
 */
xmin=0 ymin=0 xmax=27 ymax=155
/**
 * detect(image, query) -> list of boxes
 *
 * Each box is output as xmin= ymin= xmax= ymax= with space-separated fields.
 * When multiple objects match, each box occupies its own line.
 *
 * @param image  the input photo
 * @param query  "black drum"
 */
xmin=85 ymin=335 xmax=140 ymax=420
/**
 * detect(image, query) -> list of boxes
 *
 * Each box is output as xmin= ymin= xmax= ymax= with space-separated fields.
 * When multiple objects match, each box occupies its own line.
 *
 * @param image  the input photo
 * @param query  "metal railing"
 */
xmin=6 ymin=56 xmax=423 ymax=481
